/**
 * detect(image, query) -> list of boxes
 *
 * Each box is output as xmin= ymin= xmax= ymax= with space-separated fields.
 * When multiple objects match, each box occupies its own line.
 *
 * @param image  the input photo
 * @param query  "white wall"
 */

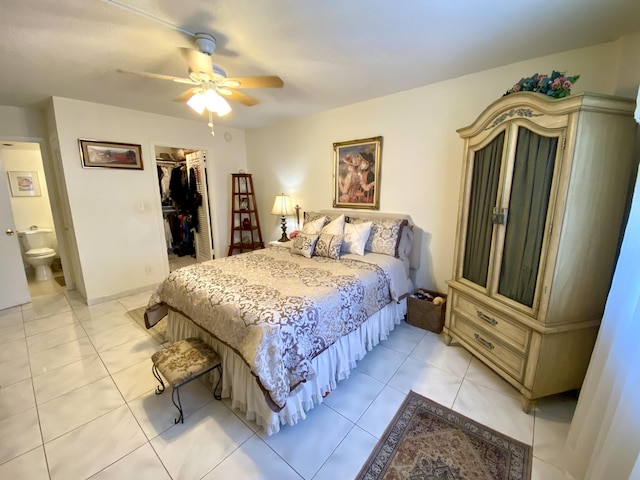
xmin=50 ymin=97 xmax=247 ymax=303
xmin=0 ymin=105 xmax=47 ymax=139
xmin=246 ymin=37 xmax=640 ymax=292
xmin=614 ymin=32 xmax=640 ymax=98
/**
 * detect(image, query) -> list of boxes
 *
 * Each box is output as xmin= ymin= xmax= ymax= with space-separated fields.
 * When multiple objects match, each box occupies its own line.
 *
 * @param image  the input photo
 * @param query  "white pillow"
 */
xmin=302 ymin=216 xmax=327 ymax=234
xmin=342 ymin=221 xmax=372 ymax=256
xmin=321 ymin=214 xmax=345 ymax=235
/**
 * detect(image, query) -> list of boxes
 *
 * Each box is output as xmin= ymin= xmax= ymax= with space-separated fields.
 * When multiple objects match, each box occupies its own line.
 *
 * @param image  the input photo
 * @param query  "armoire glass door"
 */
xmin=497 ymin=127 xmax=558 ymax=307
xmin=462 ymin=131 xmax=505 ymax=287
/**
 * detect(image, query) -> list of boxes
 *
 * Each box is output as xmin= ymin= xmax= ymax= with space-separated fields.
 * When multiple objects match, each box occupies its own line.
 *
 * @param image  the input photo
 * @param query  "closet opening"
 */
xmin=155 ymin=146 xmax=214 ymax=272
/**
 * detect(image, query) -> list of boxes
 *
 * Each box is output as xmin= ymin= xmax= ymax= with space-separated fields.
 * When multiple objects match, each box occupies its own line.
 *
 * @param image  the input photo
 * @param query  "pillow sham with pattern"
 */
xmin=321 ymin=214 xmax=345 ymax=235
xmin=341 ymin=221 xmax=372 ymax=256
xmin=350 ymin=217 xmax=408 ymax=257
xmin=315 ymin=233 xmax=344 ymax=259
xmin=303 ymin=211 xmax=326 ymax=224
xmin=304 ymin=211 xmax=346 ymax=224
xmin=291 ymin=233 xmax=319 ymax=258
xmin=302 ymin=216 xmax=327 ymax=234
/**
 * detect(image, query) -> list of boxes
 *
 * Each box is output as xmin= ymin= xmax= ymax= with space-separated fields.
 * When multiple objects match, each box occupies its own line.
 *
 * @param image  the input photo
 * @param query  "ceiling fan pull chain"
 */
xmin=208 ymin=111 xmax=215 ymax=136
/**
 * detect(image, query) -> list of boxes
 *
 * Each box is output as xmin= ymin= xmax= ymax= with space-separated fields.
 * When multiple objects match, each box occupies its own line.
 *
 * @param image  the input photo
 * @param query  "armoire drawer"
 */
xmin=451 ymin=292 xmax=531 ymax=354
xmin=450 ymin=313 xmax=526 ymax=382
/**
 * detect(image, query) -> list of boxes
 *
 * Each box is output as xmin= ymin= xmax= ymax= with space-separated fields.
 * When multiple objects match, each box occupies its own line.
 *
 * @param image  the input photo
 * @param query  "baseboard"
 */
xmin=85 ymin=282 xmax=160 ymax=306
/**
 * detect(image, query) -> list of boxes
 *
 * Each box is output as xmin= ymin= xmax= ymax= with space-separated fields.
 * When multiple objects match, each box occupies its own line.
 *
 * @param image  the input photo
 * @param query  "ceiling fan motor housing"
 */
xmin=194 ymin=33 xmax=216 ymax=55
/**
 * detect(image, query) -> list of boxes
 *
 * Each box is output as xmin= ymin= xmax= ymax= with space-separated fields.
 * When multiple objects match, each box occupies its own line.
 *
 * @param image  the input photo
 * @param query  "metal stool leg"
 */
xmin=153 ymin=364 xmax=165 ymax=395
xmin=172 ymin=387 xmax=184 ymax=424
xmin=213 ymin=365 xmax=223 ymax=400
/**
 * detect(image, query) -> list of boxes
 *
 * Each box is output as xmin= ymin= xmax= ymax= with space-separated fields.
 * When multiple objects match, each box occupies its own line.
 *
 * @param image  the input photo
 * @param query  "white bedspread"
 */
xmin=147 ymin=248 xmax=408 ymax=411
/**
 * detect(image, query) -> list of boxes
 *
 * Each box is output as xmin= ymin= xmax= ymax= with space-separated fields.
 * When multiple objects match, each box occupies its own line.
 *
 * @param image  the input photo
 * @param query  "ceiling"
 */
xmin=0 ymin=0 xmax=638 ymax=130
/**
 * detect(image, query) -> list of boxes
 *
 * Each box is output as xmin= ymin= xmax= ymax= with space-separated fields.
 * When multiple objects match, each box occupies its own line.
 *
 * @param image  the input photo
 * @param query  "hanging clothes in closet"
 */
xmin=157 ymin=161 xmax=201 ymax=257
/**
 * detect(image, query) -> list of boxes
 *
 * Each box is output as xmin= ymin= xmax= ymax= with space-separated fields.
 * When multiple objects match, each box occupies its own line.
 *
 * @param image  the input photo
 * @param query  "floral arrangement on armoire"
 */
xmin=504 ymin=70 xmax=580 ymax=98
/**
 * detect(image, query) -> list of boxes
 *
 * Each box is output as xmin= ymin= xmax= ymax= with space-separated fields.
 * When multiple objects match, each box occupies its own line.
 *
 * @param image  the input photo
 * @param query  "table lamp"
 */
xmin=271 ymin=193 xmax=295 ymax=242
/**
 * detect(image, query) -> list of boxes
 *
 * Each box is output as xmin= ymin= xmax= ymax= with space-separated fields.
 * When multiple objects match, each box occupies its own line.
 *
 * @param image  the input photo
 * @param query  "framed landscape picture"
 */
xmin=333 ymin=136 xmax=382 ymax=209
xmin=79 ymin=139 xmax=144 ymax=170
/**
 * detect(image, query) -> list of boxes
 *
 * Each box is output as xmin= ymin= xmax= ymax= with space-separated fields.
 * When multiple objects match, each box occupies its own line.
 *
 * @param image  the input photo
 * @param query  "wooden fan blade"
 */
xmin=180 ymin=48 xmax=213 ymax=76
xmin=117 ymin=69 xmax=197 ymax=85
xmin=223 ymin=76 xmax=284 ymax=89
xmin=219 ymin=88 xmax=259 ymax=106
xmin=174 ymin=88 xmax=199 ymax=103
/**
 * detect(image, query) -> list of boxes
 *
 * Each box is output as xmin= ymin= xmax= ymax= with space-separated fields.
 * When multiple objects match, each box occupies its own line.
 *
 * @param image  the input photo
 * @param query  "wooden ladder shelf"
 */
xmin=228 ymin=173 xmax=264 ymax=255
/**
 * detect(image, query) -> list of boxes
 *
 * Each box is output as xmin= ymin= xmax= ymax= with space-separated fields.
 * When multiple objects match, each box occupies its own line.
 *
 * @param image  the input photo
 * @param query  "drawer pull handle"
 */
xmin=474 ymin=333 xmax=495 ymax=350
xmin=477 ymin=310 xmax=497 ymax=326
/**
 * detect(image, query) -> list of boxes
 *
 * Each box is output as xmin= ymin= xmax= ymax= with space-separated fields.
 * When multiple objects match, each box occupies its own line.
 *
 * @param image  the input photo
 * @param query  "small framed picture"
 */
xmin=79 ymin=139 xmax=144 ymax=170
xmin=240 ymin=197 xmax=249 ymax=210
xmin=7 ymin=171 xmax=41 ymax=197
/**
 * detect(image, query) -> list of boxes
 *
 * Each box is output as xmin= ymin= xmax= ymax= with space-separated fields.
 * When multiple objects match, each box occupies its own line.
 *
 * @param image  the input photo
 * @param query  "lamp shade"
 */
xmin=271 ymin=194 xmax=295 ymax=216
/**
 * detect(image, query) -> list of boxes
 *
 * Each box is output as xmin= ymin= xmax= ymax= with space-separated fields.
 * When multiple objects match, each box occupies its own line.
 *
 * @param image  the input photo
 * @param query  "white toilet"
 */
xmin=19 ymin=227 xmax=57 ymax=282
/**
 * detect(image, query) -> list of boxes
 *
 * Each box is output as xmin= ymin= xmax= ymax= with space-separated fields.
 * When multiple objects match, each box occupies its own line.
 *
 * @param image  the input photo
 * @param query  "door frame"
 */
xmin=149 ymin=141 xmax=218 ymax=275
xmin=0 ymin=135 xmax=74 ymax=306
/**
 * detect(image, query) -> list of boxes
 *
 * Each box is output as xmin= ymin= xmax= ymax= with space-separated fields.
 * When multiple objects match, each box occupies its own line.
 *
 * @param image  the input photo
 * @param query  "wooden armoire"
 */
xmin=444 ymin=92 xmax=638 ymax=411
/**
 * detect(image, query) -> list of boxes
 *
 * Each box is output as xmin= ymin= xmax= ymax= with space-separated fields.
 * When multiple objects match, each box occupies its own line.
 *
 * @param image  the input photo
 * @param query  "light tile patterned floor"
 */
xmin=0 ymin=278 xmax=574 ymax=479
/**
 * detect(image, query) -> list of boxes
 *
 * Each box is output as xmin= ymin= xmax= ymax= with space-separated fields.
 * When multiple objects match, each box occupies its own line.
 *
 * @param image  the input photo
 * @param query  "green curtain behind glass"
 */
xmin=463 ymin=132 xmax=504 ymax=287
xmin=498 ymin=128 xmax=557 ymax=307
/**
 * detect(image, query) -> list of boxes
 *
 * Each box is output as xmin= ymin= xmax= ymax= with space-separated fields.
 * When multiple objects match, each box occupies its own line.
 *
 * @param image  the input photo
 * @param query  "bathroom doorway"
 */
xmin=154 ymin=145 xmax=215 ymax=272
xmin=0 ymin=141 xmax=65 ymax=299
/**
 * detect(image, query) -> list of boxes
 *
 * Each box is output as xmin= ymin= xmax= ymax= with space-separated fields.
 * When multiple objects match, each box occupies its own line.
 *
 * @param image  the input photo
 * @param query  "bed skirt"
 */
xmin=166 ymin=298 xmax=407 ymax=435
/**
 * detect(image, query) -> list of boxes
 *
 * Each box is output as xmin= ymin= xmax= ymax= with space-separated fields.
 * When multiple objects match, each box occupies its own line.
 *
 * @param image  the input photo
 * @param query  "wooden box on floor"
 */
xmin=407 ymin=290 xmax=447 ymax=333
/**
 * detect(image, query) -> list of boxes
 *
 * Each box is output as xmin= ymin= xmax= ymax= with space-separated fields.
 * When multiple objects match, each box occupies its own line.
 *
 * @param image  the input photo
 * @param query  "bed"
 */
xmin=145 ymin=210 xmax=420 ymax=435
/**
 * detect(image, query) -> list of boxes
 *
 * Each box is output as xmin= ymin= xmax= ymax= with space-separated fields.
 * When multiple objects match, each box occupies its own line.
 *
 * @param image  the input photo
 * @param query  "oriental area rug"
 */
xmin=357 ymin=391 xmax=532 ymax=480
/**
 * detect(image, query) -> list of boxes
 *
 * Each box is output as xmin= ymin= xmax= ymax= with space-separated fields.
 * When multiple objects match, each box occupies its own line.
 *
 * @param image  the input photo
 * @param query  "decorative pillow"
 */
xmin=341 ymin=221 xmax=372 ymax=256
xmin=302 ymin=216 xmax=327 ymax=234
xmin=351 ymin=218 xmax=408 ymax=257
xmin=321 ymin=214 xmax=345 ymax=235
xmin=291 ymin=233 xmax=319 ymax=258
xmin=304 ymin=211 xmax=345 ymax=223
xmin=303 ymin=211 xmax=327 ymax=224
xmin=315 ymin=233 xmax=344 ymax=260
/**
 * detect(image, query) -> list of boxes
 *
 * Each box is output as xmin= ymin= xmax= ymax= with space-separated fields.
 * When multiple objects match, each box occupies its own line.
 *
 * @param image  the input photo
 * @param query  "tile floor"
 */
xmin=0 ymin=278 xmax=575 ymax=479
xmin=168 ymin=253 xmax=197 ymax=272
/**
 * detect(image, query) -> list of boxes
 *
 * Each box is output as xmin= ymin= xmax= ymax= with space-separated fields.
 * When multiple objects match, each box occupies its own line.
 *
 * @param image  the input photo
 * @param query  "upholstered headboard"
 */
xmin=317 ymin=209 xmax=422 ymax=271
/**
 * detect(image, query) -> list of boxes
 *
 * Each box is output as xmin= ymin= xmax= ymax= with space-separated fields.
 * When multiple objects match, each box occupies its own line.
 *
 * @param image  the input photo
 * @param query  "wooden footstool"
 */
xmin=151 ymin=337 xmax=222 ymax=424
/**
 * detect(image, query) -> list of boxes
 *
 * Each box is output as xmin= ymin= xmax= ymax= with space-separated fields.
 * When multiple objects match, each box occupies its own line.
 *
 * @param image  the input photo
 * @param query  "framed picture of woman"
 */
xmin=333 ymin=136 xmax=382 ymax=209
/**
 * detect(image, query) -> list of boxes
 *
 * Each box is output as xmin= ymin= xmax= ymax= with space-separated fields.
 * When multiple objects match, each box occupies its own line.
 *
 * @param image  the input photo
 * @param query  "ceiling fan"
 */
xmin=118 ymin=33 xmax=283 ymax=125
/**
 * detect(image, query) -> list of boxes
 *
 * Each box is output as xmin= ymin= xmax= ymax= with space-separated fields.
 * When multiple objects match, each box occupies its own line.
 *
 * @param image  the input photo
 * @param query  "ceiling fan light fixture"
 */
xmin=214 ymin=96 xmax=231 ymax=117
xmin=202 ymin=89 xmax=231 ymax=117
xmin=187 ymin=92 xmax=206 ymax=114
